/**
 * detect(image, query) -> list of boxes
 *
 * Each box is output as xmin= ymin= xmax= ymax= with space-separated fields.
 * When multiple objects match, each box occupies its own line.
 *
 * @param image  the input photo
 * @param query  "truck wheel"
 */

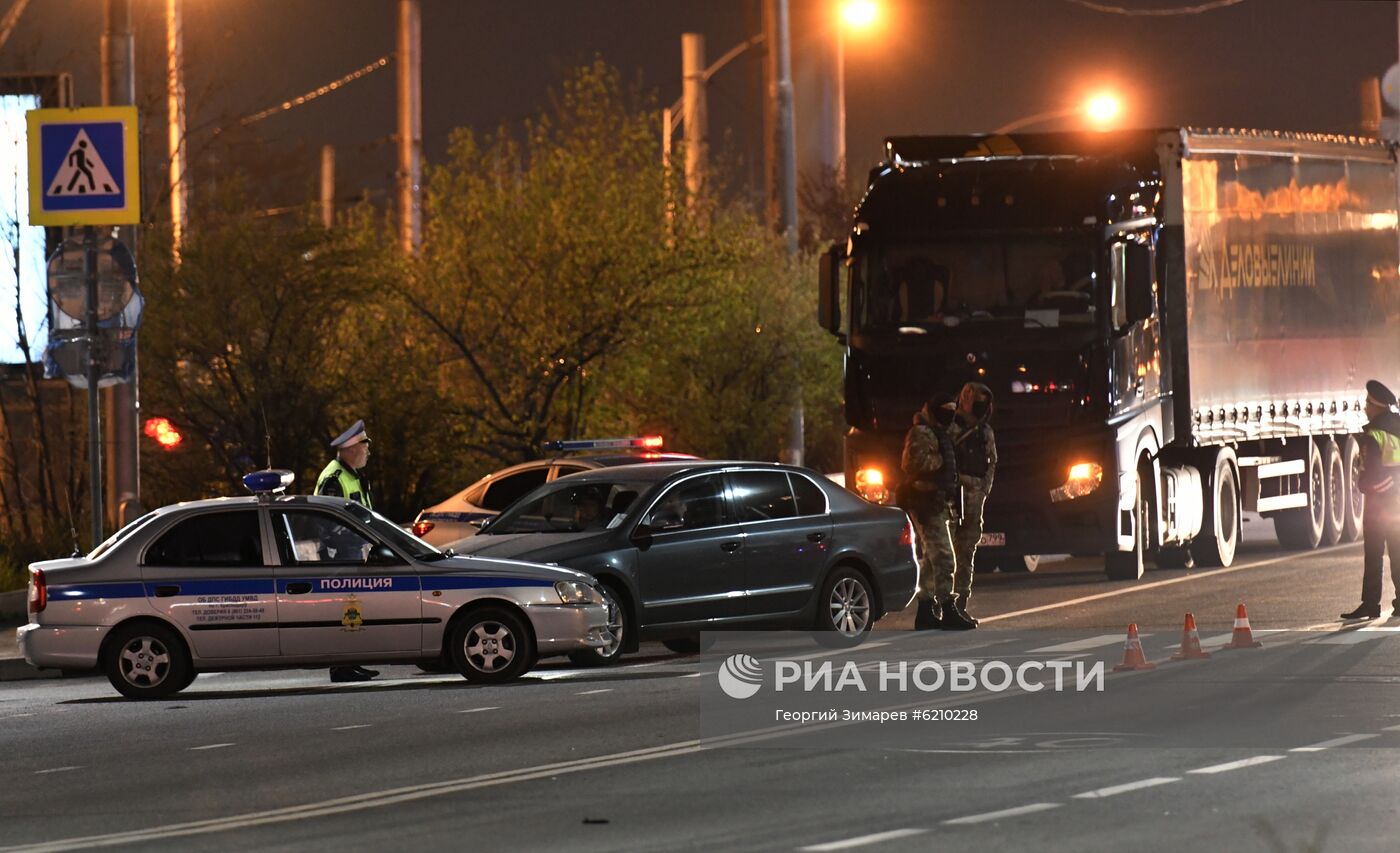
xmin=1190 ymin=450 xmax=1240 ymax=568
xmin=1104 ymin=471 xmax=1147 ymax=581
xmin=994 ymin=555 xmax=1040 ymax=572
xmin=104 ymin=622 xmax=193 ymax=701
xmin=1320 ymin=438 xmax=1345 ymax=547
xmin=1340 ymin=435 xmax=1364 ymax=543
xmin=1274 ymin=439 xmax=1326 ymax=550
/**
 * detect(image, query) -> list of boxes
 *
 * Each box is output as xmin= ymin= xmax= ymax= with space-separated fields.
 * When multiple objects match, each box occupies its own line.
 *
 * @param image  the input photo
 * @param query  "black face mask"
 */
xmin=970 ymin=399 xmax=991 ymax=419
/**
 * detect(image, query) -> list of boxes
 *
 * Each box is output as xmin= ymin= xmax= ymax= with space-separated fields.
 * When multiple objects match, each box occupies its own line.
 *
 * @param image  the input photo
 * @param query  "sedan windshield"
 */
xmin=852 ymin=235 xmax=1097 ymax=332
xmin=345 ymin=504 xmax=446 ymax=561
xmin=489 ymin=480 xmax=652 ymax=534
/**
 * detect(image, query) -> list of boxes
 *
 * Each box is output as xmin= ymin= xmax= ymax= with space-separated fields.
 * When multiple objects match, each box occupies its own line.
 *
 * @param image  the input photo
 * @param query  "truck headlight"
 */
xmin=854 ymin=467 xmax=891 ymax=504
xmin=1049 ymin=462 xmax=1103 ymax=503
xmin=555 ymin=581 xmax=604 ymax=605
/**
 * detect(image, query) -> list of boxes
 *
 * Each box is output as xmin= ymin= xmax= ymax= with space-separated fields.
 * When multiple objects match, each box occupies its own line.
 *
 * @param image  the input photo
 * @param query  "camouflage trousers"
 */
xmin=911 ymin=487 xmax=989 ymax=601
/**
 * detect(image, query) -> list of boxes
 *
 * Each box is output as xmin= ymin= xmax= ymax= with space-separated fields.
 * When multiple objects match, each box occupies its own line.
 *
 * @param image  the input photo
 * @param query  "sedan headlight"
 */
xmin=555 ymin=581 xmax=604 ymax=605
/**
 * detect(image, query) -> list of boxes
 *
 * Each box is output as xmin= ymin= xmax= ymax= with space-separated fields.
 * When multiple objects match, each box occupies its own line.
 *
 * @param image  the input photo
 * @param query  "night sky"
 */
xmin=7 ymin=0 xmax=1399 ymax=210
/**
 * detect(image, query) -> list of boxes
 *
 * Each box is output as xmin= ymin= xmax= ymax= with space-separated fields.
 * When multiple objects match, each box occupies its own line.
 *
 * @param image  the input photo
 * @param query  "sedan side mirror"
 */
xmin=367 ymin=544 xmax=403 ymax=565
xmin=470 ymin=517 xmax=492 ymax=531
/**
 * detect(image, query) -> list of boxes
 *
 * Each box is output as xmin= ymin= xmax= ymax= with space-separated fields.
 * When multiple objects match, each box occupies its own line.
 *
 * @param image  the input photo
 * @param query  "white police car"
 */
xmin=410 ymin=436 xmax=697 ymax=546
xmin=17 ymin=470 xmax=612 ymax=699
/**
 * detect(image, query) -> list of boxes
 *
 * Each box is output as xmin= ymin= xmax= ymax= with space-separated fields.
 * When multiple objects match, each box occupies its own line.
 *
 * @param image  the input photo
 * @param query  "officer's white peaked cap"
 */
xmin=330 ymin=419 xmax=370 ymax=448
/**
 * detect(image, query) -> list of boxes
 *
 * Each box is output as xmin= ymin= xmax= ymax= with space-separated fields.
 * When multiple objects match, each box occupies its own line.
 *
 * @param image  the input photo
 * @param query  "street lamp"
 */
xmin=994 ymin=91 xmax=1126 ymax=135
xmin=841 ymin=0 xmax=879 ymax=29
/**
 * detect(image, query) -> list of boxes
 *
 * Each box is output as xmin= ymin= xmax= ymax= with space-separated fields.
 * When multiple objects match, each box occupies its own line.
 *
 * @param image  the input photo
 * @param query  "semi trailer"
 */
xmin=818 ymin=128 xmax=1400 ymax=578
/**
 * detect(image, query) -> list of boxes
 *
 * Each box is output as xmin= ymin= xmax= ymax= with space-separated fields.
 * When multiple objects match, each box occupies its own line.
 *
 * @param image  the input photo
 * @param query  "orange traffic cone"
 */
xmin=1113 ymin=623 xmax=1157 ymax=671
xmin=1170 ymin=613 xmax=1212 ymax=661
xmin=1222 ymin=603 xmax=1263 ymax=649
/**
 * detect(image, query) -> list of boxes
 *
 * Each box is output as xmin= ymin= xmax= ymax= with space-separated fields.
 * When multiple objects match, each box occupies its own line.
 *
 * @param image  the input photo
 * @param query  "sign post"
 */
xmin=27 ymin=106 xmax=141 ymax=547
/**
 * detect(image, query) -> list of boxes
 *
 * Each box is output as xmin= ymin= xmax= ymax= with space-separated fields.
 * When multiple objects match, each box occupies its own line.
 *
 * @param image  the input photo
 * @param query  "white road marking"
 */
xmin=457 ymin=707 xmax=499 ymax=714
xmin=797 ymin=828 xmax=928 ymax=850
xmin=1308 ymin=631 xmax=1388 ymax=645
xmin=1385 ymin=723 xmax=1400 ymax=732
xmin=782 ymin=642 xmax=891 ymax=662
xmin=33 ymin=766 xmax=81 ymax=775
xmin=187 ymin=743 xmax=234 ymax=751
xmin=1 ymin=714 xmax=35 ymax=720
xmin=943 ymin=803 xmax=1061 ymax=825
xmin=1072 ymin=777 xmax=1179 ymax=799
xmin=1027 ymin=634 xmax=1135 ymax=654
xmin=677 ymin=672 xmax=704 ymax=678
xmin=331 ymin=725 xmax=372 ymax=731
xmin=575 ymin=688 xmax=612 ymax=695
xmin=1187 ymin=755 xmax=1285 ymax=774
xmin=980 ymin=544 xmax=1356 ymax=624
xmin=1290 ymin=734 xmax=1379 ymax=752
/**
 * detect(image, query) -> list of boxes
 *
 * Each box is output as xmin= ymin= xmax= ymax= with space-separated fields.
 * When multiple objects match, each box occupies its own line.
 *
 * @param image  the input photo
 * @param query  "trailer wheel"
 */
xmin=1190 ymin=450 xmax=1240 ymax=568
xmin=1104 ymin=470 xmax=1147 ymax=581
xmin=1274 ymin=439 xmax=1326 ymax=551
xmin=1320 ymin=438 xmax=1345 ymax=547
xmin=1340 ymin=435 xmax=1364 ymax=543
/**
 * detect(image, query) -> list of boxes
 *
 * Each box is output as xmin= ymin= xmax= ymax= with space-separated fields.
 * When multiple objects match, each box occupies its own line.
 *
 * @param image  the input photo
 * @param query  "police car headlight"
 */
xmin=555 ymin=581 xmax=603 ymax=605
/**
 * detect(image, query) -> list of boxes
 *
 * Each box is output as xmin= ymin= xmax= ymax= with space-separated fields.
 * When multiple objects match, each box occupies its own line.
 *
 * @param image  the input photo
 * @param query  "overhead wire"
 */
xmin=1061 ymin=0 xmax=1246 ymax=16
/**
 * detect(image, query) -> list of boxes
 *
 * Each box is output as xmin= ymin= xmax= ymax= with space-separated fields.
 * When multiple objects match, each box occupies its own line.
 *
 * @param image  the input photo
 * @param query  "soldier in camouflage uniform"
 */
xmin=901 ymin=398 xmax=963 ymax=630
xmin=940 ymin=383 xmax=997 ymax=628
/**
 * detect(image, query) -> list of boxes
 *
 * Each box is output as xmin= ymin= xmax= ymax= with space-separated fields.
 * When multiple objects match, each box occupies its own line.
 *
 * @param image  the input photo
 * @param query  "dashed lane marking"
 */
xmin=796 ymin=828 xmax=928 ymax=850
xmin=1188 ymin=755 xmax=1285 ymax=774
xmin=1072 ymin=777 xmax=1179 ymax=799
xmin=575 ymin=689 xmax=612 ymax=695
xmin=33 ymin=767 xmax=81 ymax=775
xmin=187 ymin=743 xmax=234 ymax=751
xmin=331 ymin=725 xmax=372 ymax=731
xmin=457 ymin=707 xmax=499 ymax=714
xmin=943 ymin=803 xmax=1062 ymax=825
xmin=1290 ymin=734 xmax=1379 ymax=752
xmin=1028 ymin=635 xmax=1138 ymax=654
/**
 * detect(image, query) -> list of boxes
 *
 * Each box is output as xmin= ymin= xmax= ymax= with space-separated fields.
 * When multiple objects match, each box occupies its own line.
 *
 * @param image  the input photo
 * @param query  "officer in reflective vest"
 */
xmin=1342 ymin=381 xmax=1400 ymax=620
xmin=317 ymin=419 xmax=379 ymax=682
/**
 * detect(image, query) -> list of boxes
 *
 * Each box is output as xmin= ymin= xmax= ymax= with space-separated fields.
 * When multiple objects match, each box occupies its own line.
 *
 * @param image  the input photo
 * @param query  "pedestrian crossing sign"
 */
xmin=26 ymin=106 xmax=141 ymax=226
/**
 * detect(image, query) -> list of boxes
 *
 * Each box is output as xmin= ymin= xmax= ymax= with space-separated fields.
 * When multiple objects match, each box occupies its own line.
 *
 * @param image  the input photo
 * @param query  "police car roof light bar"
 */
xmin=542 ymin=435 xmax=664 ymax=453
xmin=243 ymin=469 xmax=295 ymax=499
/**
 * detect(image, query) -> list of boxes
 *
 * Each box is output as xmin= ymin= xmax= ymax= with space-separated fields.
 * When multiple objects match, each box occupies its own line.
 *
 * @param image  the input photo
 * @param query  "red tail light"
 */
xmin=28 ymin=567 xmax=46 ymax=614
xmin=900 ymin=520 xmax=914 ymax=547
xmin=412 ymin=520 xmax=435 ymax=538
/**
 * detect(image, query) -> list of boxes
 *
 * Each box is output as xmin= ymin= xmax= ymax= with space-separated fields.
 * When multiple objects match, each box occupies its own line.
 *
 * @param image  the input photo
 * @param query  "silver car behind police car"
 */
xmin=17 ymin=479 xmax=612 ymax=700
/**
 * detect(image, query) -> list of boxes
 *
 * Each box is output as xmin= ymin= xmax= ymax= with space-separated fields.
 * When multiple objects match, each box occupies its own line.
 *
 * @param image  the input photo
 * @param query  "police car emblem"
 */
xmin=341 ymin=596 xmax=364 ymax=632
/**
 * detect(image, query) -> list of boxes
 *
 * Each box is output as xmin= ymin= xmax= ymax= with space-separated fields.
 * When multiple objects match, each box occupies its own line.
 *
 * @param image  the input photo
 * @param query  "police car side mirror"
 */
xmin=471 ymin=518 xmax=492 ymax=531
xmin=367 ymin=544 xmax=403 ymax=566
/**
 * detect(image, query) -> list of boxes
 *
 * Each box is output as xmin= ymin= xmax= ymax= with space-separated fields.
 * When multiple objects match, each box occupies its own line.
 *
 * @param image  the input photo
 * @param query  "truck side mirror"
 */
xmin=818 ymin=243 xmax=844 ymax=335
xmin=1124 ymin=242 xmax=1154 ymax=325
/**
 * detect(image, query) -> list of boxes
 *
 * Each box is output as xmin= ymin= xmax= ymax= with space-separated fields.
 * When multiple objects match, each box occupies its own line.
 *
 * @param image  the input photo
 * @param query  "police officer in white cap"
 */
xmin=317 ymin=419 xmax=379 ymax=682
xmin=1342 ymin=381 xmax=1400 ymax=620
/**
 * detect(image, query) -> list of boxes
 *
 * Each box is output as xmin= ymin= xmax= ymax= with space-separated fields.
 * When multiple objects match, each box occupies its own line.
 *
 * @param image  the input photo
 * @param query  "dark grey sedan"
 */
xmin=446 ymin=461 xmax=918 ymax=664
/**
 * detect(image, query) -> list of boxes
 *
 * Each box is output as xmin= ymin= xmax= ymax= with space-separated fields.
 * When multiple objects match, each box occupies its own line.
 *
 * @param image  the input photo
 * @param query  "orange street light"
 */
xmin=841 ymin=0 xmax=879 ymax=29
xmin=1085 ymin=93 xmax=1121 ymax=127
xmin=994 ymin=91 xmax=1127 ymax=134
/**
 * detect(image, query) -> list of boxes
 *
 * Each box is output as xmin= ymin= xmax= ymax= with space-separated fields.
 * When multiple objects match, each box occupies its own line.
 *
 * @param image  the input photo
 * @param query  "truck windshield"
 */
xmin=851 ymin=235 xmax=1097 ymax=332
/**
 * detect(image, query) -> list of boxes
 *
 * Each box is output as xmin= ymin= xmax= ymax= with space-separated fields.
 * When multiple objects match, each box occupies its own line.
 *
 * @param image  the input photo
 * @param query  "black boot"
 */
xmin=940 ymin=596 xmax=976 ymax=630
xmin=1341 ymin=604 xmax=1381 ymax=620
xmin=913 ymin=597 xmax=943 ymax=630
xmin=953 ymin=593 xmax=979 ymax=627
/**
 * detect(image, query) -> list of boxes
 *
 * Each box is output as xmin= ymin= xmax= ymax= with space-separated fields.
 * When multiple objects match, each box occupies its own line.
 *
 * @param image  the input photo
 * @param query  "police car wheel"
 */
xmin=569 ymin=584 xmax=627 ymax=667
xmin=450 ymin=607 xmax=535 ymax=684
xmin=104 ymin=623 xmax=192 ymax=700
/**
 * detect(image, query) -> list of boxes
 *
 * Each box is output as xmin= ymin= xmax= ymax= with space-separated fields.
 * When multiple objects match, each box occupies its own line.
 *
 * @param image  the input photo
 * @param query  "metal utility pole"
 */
xmin=166 ymin=0 xmax=188 ymax=263
xmin=103 ymin=0 xmax=140 ymax=529
xmin=83 ymin=228 xmax=103 ymax=547
xmin=1362 ymin=77 xmax=1383 ymax=137
xmin=681 ymin=33 xmax=707 ymax=197
xmin=816 ymin=16 xmax=847 ymax=189
xmin=772 ymin=0 xmax=799 ymax=254
xmin=320 ymin=144 xmax=336 ymax=229
xmin=397 ymin=0 xmax=422 ymax=253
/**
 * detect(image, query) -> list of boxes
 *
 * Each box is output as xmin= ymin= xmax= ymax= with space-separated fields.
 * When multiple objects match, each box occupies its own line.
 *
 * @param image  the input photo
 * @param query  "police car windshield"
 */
xmin=88 ymin=512 xmax=157 ymax=559
xmin=345 ymin=504 xmax=446 ymax=560
xmin=489 ymin=481 xmax=650 ymax=534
